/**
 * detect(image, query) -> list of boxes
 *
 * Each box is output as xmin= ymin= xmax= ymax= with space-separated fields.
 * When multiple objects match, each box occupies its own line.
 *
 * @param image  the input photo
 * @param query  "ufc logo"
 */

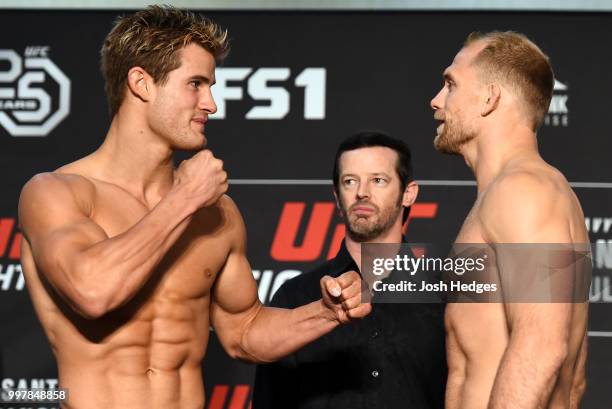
xmin=0 ymin=218 xmax=21 ymax=260
xmin=211 ymin=67 xmax=326 ymax=120
xmin=207 ymin=384 xmax=251 ymax=409
xmin=270 ymin=202 xmax=438 ymax=262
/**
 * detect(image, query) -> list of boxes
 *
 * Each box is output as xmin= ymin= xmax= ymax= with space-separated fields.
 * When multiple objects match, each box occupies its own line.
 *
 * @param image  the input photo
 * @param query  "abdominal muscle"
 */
xmin=30 ymin=276 xmax=212 ymax=409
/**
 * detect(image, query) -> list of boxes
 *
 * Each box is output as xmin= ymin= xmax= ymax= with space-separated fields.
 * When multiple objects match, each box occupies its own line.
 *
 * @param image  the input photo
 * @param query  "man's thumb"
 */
xmin=323 ymin=276 xmax=342 ymax=297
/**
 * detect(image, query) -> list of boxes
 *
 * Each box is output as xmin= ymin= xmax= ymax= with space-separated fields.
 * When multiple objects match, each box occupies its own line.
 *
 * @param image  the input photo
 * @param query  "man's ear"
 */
xmin=481 ymin=83 xmax=501 ymax=117
xmin=333 ymin=190 xmax=345 ymax=218
xmin=126 ymin=66 xmax=153 ymax=102
xmin=402 ymin=181 xmax=419 ymax=207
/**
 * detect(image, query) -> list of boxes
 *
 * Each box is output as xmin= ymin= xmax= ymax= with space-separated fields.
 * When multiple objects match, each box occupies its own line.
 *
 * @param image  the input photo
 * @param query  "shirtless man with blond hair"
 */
xmin=431 ymin=31 xmax=589 ymax=409
xmin=18 ymin=6 xmax=370 ymax=409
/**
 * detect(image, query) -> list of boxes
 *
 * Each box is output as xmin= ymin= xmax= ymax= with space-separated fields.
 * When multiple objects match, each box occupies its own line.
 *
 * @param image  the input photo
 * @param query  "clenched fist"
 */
xmin=174 ymin=149 xmax=228 ymax=209
xmin=320 ymin=271 xmax=372 ymax=324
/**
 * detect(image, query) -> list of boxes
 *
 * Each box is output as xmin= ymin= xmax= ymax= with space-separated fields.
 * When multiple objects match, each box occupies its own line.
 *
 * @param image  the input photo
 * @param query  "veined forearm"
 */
xmin=67 ymin=188 xmax=194 ymax=316
xmin=237 ymin=301 xmax=339 ymax=363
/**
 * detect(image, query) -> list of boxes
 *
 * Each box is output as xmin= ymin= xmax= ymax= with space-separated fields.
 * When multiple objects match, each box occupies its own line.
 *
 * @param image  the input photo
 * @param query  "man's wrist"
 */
xmin=161 ymin=185 xmax=197 ymax=220
xmin=317 ymin=299 xmax=340 ymax=325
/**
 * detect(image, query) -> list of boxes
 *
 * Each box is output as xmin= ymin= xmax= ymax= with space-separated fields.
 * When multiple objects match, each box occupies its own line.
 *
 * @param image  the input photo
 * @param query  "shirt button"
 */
xmin=371 ymin=370 xmax=379 ymax=378
xmin=371 ymin=330 xmax=379 ymax=338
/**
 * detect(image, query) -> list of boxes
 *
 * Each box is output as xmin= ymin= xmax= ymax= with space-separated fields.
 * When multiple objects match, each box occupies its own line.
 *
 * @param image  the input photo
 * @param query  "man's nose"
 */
xmin=357 ymin=182 xmax=370 ymax=199
xmin=430 ymin=88 xmax=444 ymax=111
xmin=200 ymin=89 xmax=217 ymax=115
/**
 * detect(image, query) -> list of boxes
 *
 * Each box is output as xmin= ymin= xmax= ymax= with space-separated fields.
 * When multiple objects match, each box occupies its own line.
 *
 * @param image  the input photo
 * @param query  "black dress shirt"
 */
xmin=253 ymin=241 xmax=447 ymax=409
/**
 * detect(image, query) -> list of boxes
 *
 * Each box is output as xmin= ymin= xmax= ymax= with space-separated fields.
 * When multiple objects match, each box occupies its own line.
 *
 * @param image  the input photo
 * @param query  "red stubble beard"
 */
xmin=433 ymin=111 xmax=475 ymax=155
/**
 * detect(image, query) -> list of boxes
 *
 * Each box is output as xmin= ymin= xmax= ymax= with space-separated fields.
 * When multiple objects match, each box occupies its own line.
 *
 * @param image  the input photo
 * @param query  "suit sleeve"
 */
xmin=252 ymin=282 xmax=300 ymax=409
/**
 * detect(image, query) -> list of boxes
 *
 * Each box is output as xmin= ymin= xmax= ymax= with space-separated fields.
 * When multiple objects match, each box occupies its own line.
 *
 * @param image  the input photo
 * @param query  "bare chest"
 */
xmin=90 ymin=186 xmax=230 ymax=304
xmin=446 ymin=200 xmax=509 ymax=357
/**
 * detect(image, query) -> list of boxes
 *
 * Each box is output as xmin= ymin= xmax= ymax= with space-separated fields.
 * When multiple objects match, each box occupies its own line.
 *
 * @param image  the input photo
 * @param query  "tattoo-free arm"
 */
xmin=210 ymin=198 xmax=370 ymax=363
xmin=19 ymin=173 xmax=196 ymax=319
xmin=483 ymin=173 xmax=574 ymax=409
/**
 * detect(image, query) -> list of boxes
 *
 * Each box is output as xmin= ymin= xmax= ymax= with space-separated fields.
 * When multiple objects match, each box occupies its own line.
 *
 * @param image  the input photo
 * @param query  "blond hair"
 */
xmin=465 ymin=31 xmax=553 ymax=130
xmin=100 ymin=5 xmax=229 ymax=117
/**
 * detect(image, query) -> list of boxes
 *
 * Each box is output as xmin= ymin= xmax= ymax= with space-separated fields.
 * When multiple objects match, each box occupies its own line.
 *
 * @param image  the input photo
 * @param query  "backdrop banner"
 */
xmin=0 ymin=9 xmax=610 ymax=409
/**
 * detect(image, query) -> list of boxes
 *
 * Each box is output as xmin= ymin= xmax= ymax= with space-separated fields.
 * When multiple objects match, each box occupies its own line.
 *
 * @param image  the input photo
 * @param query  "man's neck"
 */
xmin=461 ymin=123 xmax=539 ymax=193
xmin=89 ymin=112 xmax=176 ymax=207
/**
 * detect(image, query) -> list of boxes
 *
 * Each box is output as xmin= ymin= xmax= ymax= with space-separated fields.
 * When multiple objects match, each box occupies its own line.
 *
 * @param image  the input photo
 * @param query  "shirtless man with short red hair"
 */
xmin=431 ymin=31 xmax=589 ymax=409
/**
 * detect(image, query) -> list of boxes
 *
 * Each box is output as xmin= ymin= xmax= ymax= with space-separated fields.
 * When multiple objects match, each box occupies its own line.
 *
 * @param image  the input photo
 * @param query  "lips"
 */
xmin=192 ymin=118 xmax=207 ymax=134
xmin=434 ymin=115 xmax=445 ymax=134
xmin=351 ymin=205 xmax=376 ymax=216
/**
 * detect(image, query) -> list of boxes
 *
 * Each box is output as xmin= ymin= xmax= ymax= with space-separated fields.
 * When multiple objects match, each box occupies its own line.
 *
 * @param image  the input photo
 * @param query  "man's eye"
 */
xmin=343 ymin=179 xmax=356 ymax=186
xmin=374 ymin=178 xmax=387 ymax=185
xmin=190 ymin=81 xmax=201 ymax=89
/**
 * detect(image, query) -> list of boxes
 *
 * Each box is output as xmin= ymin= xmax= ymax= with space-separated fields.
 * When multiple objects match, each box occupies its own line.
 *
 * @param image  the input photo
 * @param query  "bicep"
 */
xmin=19 ymin=174 xmax=108 ymax=296
xmin=211 ymin=249 xmax=260 ymax=315
xmin=503 ymin=302 xmax=572 ymax=367
xmin=210 ymin=197 xmax=261 ymax=333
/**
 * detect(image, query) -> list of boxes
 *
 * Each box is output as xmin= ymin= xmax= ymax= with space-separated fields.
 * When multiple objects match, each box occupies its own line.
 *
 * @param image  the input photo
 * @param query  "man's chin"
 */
xmin=434 ymin=135 xmax=460 ymax=155
xmin=433 ymin=134 xmax=442 ymax=150
xmin=433 ymin=137 xmax=447 ymax=153
xmin=175 ymin=135 xmax=207 ymax=152
xmin=349 ymin=215 xmax=374 ymax=226
xmin=199 ymin=134 xmax=208 ymax=149
xmin=346 ymin=222 xmax=379 ymax=242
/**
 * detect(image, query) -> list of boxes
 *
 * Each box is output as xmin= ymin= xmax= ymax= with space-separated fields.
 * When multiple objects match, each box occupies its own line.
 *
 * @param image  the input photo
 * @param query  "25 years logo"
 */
xmin=0 ymin=46 xmax=71 ymax=137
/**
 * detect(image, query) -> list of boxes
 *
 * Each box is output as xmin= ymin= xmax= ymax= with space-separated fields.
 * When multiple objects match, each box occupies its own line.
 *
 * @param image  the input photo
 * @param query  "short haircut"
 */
xmin=101 ymin=5 xmax=230 ymax=117
xmin=333 ymin=131 xmax=414 ymax=222
xmin=465 ymin=31 xmax=554 ymax=131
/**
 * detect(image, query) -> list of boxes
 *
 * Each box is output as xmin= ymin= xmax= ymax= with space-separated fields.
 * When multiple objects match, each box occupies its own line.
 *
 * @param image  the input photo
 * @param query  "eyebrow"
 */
xmin=342 ymin=172 xmax=392 ymax=178
xmin=371 ymin=172 xmax=392 ymax=178
xmin=189 ymin=75 xmax=216 ymax=86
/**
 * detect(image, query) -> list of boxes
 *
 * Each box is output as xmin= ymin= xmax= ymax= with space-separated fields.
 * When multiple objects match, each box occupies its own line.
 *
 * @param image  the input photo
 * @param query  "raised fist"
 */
xmin=320 ymin=271 xmax=372 ymax=324
xmin=175 ymin=149 xmax=228 ymax=209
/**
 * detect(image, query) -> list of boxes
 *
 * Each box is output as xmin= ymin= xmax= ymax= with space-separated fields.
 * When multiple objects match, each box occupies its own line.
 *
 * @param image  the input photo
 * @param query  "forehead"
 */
xmin=339 ymin=146 xmax=399 ymax=174
xmin=173 ymin=43 xmax=216 ymax=76
xmin=444 ymin=41 xmax=486 ymax=79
